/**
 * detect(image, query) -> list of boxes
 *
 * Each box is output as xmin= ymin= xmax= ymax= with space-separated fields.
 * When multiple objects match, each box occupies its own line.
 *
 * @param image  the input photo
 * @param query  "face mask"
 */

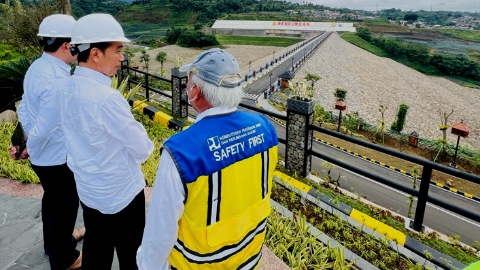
xmin=187 ymin=84 xmax=196 ymax=105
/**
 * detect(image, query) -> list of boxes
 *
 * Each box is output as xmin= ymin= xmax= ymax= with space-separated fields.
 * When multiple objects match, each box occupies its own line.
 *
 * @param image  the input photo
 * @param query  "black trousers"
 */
xmin=81 ymin=189 xmax=145 ymax=270
xmin=31 ymin=163 xmax=80 ymax=270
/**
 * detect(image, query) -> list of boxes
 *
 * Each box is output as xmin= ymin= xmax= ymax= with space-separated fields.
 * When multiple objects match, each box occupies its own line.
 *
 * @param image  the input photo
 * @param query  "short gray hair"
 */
xmin=191 ymin=73 xmax=243 ymax=108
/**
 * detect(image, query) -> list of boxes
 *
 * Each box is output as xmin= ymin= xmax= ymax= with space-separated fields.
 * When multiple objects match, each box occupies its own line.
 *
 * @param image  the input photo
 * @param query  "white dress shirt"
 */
xmin=136 ymin=107 xmax=236 ymax=270
xmin=17 ymin=53 xmax=71 ymax=166
xmin=56 ymin=66 xmax=154 ymax=214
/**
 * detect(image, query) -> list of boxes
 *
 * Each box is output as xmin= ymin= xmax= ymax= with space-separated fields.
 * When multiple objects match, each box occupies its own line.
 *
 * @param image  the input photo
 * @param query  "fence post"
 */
xmin=117 ymin=54 xmax=130 ymax=90
xmin=285 ymin=98 xmax=314 ymax=177
xmin=412 ymin=166 xmax=432 ymax=231
xmin=171 ymin=68 xmax=188 ymax=119
xmin=145 ymin=73 xmax=149 ymax=101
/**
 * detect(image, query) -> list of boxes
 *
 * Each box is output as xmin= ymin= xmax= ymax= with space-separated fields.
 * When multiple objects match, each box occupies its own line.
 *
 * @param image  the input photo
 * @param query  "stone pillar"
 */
xmin=285 ymin=98 xmax=314 ymax=177
xmin=171 ymin=68 xmax=188 ymax=119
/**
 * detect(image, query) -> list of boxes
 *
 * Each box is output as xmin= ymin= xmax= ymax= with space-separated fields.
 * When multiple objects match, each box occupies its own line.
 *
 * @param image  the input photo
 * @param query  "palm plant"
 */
xmin=155 ymin=51 xmax=167 ymax=76
xmin=0 ymin=55 xmax=39 ymax=112
xmin=111 ymin=75 xmax=143 ymax=102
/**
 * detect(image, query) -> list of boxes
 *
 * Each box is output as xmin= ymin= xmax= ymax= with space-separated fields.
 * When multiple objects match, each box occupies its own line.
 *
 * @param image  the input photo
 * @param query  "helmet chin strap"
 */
xmin=69 ymin=43 xmax=90 ymax=56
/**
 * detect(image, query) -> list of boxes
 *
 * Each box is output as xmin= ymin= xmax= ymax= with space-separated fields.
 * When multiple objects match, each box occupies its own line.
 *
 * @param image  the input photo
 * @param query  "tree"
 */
xmin=372 ymin=105 xmax=387 ymax=144
xmin=0 ymin=0 xmax=57 ymax=53
xmin=140 ymin=50 xmax=150 ymax=72
xmin=390 ymin=103 xmax=409 ymax=132
xmin=313 ymin=104 xmax=329 ymax=127
xmin=435 ymin=109 xmax=454 ymax=161
xmin=155 ymin=51 xmax=167 ymax=76
xmin=57 ymin=0 xmax=71 ymax=14
xmin=304 ymin=72 xmax=320 ymax=89
xmin=356 ymin=27 xmax=372 ymax=41
xmin=404 ymin=13 xmax=418 ymax=21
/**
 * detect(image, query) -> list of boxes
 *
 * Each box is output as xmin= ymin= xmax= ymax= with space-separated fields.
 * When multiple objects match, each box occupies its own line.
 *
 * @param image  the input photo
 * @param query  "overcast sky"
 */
xmin=292 ymin=0 xmax=480 ymax=12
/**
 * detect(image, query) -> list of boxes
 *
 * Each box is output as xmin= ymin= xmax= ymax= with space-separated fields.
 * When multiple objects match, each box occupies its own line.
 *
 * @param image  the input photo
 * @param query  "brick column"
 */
xmin=171 ymin=68 xmax=188 ymax=119
xmin=285 ymin=98 xmax=314 ymax=177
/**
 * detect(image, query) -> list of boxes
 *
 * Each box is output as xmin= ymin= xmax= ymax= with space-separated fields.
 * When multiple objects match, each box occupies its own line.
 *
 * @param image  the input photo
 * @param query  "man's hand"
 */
xmin=8 ymin=146 xmax=29 ymax=160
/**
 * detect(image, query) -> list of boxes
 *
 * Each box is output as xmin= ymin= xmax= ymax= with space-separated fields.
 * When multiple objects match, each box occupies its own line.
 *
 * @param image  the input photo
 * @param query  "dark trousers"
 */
xmin=31 ymin=163 xmax=80 ymax=270
xmin=81 ymin=190 xmax=145 ymax=270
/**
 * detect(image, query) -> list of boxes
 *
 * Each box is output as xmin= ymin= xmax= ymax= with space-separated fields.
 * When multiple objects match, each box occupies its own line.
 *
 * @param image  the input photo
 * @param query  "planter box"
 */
xmin=287 ymin=97 xmax=314 ymax=114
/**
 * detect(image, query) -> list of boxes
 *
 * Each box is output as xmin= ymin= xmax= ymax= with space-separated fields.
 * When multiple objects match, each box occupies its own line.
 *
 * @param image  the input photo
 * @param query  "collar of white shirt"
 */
xmin=73 ymin=66 xmax=112 ymax=87
xmin=196 ymin=107 xmax=237 ymax=122
xmin=41 ymin=52 xmax=71 ymax=73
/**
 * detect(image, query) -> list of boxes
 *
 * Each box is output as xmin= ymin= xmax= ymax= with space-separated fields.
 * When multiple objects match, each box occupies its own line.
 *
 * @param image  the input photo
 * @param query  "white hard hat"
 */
xmin=37 ymin=14 xmax=76 ymax=38
xmin=70 ymin=13 xmax=130 ymax=45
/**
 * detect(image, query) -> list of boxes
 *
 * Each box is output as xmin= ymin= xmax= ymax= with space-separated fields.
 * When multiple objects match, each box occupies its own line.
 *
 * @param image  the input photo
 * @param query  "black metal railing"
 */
xmin=122 ymin=67 xmax=172 ymax=101
xmin=309 ymin=124 xmax=480 ymax=230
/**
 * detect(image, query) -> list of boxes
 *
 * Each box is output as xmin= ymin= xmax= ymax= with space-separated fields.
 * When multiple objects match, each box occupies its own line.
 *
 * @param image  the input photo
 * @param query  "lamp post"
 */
xmin=450 ymin=120 xmax=471 ymax=168
xmin=291 ymin=57 xmax=294 ymax=72
xmin=248 ymin=60 xmax=251 ymax=77
xmin=272 ymin=50 xmax=275 ymax=62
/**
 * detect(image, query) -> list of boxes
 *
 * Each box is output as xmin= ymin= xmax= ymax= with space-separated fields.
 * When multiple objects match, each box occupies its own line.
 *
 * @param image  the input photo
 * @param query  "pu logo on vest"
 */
xmin=207 ymin=136 xmax=221 ymax=151
xmin=207 ymin=123 xmax=266 ymax=162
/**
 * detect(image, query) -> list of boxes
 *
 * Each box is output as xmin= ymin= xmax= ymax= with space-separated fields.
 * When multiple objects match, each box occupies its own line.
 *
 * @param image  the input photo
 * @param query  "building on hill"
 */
xmin=206 ymin=20 xmax=356 ymax=38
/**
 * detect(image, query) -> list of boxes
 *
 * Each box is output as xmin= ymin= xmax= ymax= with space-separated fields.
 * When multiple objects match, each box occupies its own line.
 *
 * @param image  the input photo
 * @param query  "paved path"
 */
xmin=0 ymin=193 xmax=288 ymax=270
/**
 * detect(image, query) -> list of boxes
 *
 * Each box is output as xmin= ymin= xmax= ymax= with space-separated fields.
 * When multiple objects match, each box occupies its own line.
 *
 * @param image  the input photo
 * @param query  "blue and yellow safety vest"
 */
xmin=163 ymin=110 xmax=278 ymax=270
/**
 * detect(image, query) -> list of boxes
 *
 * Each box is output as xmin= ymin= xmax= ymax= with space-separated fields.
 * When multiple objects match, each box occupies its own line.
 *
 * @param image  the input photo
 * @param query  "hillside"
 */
xmin=295 ymin=33 xmax=480 ymax=150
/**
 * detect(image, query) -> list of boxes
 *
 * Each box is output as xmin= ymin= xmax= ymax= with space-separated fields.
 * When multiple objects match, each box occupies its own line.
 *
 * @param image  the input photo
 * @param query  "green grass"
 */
xmin=447 ymin=76 xmax=480 ymax=89
xmin=436 ymin=29 xmax=480 ymax=43
xmin=215 ymin=35 xmax=303 ymax=47
xmin=363 ymin=18 xmax=392 ymax=25
xmin=340 ymin=32 xmax=388 ymax=57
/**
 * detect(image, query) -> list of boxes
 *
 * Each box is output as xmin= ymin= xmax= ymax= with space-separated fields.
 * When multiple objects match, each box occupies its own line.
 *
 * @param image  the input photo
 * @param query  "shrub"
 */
xmin=390 ymin=103 xmax=409 ymax=132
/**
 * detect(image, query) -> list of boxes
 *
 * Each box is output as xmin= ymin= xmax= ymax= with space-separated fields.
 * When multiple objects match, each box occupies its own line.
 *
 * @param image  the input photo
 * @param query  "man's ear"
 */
xmin=62 ymin=42 xmax=70 ymax=53
xmin=90 ymin=48 xmax=101 ymax=63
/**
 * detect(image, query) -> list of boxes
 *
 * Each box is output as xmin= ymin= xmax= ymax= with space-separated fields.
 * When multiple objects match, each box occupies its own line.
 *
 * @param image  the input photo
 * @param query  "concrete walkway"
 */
xmin=0 ymin=193 xmax=289 ymax=270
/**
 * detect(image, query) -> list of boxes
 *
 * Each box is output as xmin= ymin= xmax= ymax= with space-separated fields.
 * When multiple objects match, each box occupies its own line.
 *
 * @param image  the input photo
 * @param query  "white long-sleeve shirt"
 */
xmin=56 ymin=66 xmax=154 ymax=214
xmin=17 ymin=53 xmax=71 ymax=166
xmin=136 ymin=107 xmax=236 ymax=270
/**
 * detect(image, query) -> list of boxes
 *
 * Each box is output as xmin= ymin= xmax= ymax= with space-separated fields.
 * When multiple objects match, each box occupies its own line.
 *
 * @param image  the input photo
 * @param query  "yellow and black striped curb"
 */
xmin=313 ymin=137 xmax=480 ymax=203
xmin=129 ymin=98 xmax=189 ymax=131
xmin=273 ymin=171 xmax=465 ymax=269
xmin=431 ymin=181 xmax=479 ymax=202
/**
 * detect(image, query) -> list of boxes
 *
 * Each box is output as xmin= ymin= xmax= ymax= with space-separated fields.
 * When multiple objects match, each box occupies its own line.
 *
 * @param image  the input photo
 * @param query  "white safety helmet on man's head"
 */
xmin=69 ymin=13 xmax=130 ymax=54
xmin=38 ymin=14 xmax=76 ymax=38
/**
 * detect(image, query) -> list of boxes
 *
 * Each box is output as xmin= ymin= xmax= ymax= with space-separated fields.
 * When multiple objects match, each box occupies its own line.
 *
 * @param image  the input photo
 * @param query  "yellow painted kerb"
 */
xmin=153 ymin=111 xmax=173 ymax=128
xmin=350 ymin=209 xmax=406 ymax=246
xmin=133 ymin=100 xmax=148 ymax=109
xmin=273 ymin=171 xmax=311 ymax=193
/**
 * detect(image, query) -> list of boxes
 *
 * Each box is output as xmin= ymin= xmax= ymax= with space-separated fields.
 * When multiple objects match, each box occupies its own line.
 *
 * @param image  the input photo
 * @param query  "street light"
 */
xmin=269 ymin=72 xmax=272 ymax=88
xmin=248 ymin=60 xmax=251 ymax=77
xmin=291 ymin=57 xmax=294 ymax=71
xmin=272 ymin=50 xmax=275 ymax=62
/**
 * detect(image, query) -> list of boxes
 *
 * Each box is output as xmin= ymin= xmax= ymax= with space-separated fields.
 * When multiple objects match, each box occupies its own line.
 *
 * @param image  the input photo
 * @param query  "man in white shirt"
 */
xmin=12 ymin=14 xmax=83 ymax=270
xmin=56 ymin=14 xmax=154 ymax=270
xmin=136 ymin=48 xmax=278 ymax=269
